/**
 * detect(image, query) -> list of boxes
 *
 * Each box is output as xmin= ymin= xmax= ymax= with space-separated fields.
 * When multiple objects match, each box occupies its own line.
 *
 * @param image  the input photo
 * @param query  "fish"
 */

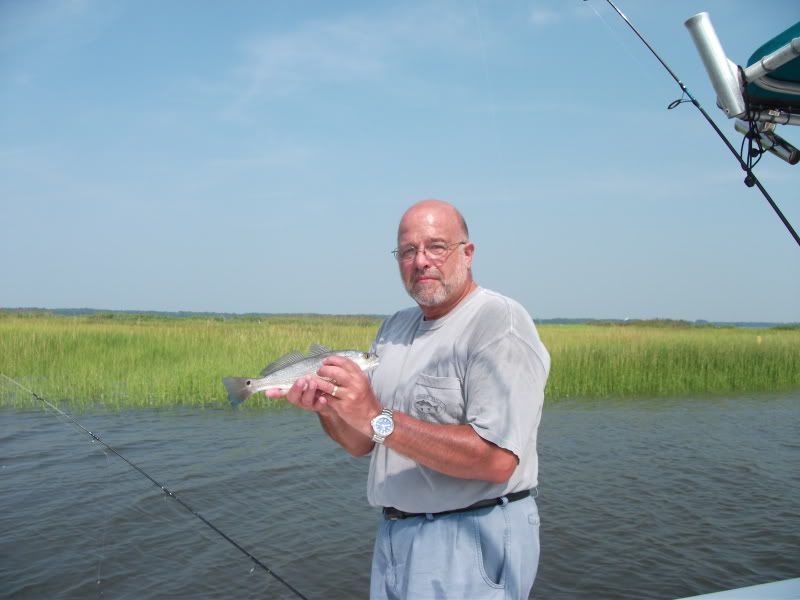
xmin=222 ymin=344 xmax=380 ymax=406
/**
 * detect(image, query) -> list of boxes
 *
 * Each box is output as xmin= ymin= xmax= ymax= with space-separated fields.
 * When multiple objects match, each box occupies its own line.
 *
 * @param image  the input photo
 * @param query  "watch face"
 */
xmin=373 ymin=415 xmax=393 ymax=436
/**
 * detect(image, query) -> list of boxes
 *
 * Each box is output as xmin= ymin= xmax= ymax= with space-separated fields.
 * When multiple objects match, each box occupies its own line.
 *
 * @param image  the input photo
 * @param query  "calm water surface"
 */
xmin=1 ymin=394 xmax=798 ymax=599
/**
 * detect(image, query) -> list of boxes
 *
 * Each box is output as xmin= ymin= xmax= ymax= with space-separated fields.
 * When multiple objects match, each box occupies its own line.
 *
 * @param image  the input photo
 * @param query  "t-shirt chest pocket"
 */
xmin=411 ymin=373 xmax=465 ymax=424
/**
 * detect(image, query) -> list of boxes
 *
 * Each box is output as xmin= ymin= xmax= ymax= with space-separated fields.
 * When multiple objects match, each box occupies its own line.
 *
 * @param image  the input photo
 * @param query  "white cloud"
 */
xmin=222 ymin=4 xmax=481 ymax=119
xmin=0 ymin=0 xmax=100 ymax=48
xmin=529 ymin=2 xmax=594 ymax=28
xmin=234 ymin=20 xmax=384 ymax=103
xmin=530 ymin=8 xmax=562 ymax=27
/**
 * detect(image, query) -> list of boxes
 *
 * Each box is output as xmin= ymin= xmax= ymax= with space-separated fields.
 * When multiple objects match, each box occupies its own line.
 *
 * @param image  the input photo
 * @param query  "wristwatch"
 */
xmin=370 ymin=408 xmax=394 ymax=444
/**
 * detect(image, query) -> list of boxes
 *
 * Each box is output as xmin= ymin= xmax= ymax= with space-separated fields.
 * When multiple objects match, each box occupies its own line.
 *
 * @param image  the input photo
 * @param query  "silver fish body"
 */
xmin=223 ymin=344 xmax=379 ymax=406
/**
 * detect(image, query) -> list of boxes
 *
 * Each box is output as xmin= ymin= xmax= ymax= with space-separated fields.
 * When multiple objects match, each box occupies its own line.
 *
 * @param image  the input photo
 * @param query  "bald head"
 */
xmin=395 ymin=199 xmax=476 ymax=319
xmin=397 ymin=199 xmax=469 ymax=243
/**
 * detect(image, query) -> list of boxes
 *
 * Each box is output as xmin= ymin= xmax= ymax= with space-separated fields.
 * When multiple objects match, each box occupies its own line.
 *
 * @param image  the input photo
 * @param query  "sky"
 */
xmin=2 ymin=0 xmax=799 ymax=323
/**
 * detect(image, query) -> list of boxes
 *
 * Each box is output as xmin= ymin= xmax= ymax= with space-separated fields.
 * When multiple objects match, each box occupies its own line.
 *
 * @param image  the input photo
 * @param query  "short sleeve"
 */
xmin=464 ymin=331 xmax=548 ymax=458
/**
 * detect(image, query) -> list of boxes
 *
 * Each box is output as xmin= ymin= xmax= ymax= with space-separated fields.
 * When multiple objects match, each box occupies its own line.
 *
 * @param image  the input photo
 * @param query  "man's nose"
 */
xmin=413 ymin=247 xmax=432 ymax=268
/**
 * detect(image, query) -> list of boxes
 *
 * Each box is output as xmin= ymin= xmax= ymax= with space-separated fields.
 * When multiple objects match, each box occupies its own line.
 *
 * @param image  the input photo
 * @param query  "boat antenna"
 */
xmin=593 ymin=0 xmax=800 ymax=249
xmin=0 ymin=373 xmax=309 ymax=600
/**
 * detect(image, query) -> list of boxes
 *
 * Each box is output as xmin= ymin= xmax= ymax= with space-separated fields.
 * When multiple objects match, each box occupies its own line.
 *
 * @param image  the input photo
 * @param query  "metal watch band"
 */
xmin=371 ymin=408 xmax=394 ymax=444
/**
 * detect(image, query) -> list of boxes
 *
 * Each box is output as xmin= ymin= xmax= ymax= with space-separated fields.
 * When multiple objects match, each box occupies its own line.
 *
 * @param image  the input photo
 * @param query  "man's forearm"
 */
xmin=380 ymin=411 xmax=517 ymax=484
xmin=318 ymin=411 xmax=374 ymax=457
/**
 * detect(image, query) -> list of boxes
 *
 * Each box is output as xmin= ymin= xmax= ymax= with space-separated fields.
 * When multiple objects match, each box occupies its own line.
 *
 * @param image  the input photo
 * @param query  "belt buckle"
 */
xmin=383 ymin=507 xmax=403 ymax=520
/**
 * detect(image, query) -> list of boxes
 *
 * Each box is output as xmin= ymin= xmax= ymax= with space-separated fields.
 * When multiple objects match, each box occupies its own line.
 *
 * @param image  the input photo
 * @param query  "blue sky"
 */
xmin=2 ymin=0 xmax=798 ymax=322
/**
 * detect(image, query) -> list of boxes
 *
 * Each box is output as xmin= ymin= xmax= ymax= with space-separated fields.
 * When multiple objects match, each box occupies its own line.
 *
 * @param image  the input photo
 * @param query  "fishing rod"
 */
xmin=0 ymin=373 xmax=309 ymax=600
xmin=595 ymin=0 xmax=800 ymax=249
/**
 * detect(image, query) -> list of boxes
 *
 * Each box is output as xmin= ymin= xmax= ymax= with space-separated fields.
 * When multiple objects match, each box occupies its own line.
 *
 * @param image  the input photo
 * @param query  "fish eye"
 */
xmin=246 ymin=380 xmax=251 ymax=386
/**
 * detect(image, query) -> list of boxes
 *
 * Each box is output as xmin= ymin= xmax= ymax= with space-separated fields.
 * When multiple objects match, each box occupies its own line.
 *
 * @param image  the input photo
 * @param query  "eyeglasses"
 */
xmin=391 ymin=241 xmax=467 ymax=263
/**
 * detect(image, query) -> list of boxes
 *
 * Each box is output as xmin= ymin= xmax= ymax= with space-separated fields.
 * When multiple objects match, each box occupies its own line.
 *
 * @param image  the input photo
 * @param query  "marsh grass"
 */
xmin=1 ymin=313 xmax=798 ymax=408
xmin=539 ymin=323 xmax=800 ymax=399
xmin=0 ymin=313 xmax=379 ymax=409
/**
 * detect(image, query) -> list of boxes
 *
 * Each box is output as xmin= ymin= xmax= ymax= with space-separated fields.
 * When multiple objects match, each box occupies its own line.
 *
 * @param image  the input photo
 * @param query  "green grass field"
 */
xmin=1 ymin=312 xmax=798 ymax=408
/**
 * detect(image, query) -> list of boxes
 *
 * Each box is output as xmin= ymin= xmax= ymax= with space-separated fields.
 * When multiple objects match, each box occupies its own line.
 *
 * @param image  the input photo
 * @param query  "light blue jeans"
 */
xmin=370 ymin=496 xmax=540 ymax=599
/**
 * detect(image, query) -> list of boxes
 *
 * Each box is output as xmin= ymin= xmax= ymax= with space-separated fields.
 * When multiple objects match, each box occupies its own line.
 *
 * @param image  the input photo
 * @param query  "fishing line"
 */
xmin=592 ymin=0 xmax=800 ymax=249
xmin=0 ymin=373 xmax=309 ymax=600
xmin=584 ymin=0 xmax=664 ymax=89
xmin=470 ymin=0 xmax=502 ymax=158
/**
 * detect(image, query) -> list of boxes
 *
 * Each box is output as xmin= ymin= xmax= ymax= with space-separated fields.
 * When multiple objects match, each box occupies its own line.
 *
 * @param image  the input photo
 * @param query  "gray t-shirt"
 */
xmin=367 ymin=287 xmax=550 ymax=513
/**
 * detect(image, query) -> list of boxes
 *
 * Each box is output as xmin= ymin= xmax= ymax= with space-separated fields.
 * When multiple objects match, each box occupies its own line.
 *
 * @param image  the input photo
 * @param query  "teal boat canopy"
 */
xmin=686 ymin=13 xmax=799 ymax=164
xmin=680 ymin=10 xmax=800 ymax=244
xmin=746 ymin=21 xmax=800 ymax=110
xmin=681 ymin=11 xmax=800 ymax=244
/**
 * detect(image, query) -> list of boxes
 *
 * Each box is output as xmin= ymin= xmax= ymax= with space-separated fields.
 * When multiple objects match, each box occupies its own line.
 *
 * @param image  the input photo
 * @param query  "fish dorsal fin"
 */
xmin=307 ymin=344 xmax=331 ymax=357
xmin=260 ymin=351 xmax=307 ymax=376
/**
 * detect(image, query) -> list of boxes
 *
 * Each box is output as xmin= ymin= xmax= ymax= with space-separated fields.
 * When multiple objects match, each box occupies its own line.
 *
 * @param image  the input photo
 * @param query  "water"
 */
xmin=1 ymin=394 xmax=798 ymax=599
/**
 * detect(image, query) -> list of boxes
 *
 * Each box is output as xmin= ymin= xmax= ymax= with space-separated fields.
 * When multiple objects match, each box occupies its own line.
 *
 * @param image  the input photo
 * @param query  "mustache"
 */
xmin=412 ymin=269 xmax=441 ymax=282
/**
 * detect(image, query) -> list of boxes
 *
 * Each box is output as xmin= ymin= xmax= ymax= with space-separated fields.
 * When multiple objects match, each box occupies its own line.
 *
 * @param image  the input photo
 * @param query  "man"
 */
xmin=268 ymin=199 xmax=550 ymax=599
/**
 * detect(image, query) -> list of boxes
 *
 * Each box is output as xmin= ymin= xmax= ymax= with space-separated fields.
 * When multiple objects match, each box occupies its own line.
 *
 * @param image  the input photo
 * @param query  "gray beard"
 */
xmin=407 ymin=256 xmax=469 ymax=308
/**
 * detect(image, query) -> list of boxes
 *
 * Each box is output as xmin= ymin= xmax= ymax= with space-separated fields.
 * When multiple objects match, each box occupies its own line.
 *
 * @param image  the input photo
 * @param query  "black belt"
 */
xmin=382 ymin=489 xmax=531 ymax=520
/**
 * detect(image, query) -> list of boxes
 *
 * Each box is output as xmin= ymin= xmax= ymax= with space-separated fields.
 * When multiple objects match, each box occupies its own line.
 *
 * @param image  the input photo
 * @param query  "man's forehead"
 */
xmin=398 ymin=227 xmax=453 ymax=246
xmin=397 ymin=235 xmax=448 ymax=247
xmin=398 ymin=208 xmax=457 ymax=240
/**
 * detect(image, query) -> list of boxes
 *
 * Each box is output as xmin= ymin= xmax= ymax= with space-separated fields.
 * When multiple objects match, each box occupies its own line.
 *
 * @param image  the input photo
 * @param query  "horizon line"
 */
xmin=2 ymin=306 xmax=798 ymax=327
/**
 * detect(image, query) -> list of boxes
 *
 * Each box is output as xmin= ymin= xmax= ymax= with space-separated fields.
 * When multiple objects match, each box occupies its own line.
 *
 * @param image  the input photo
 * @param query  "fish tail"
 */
xmin=223 ymin=377 xmax=255 ymax=407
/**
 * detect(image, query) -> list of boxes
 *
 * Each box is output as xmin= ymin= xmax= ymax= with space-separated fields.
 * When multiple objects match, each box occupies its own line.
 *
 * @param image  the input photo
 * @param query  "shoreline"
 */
xmin=2 ymin=313 xmax=799 ymax=408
